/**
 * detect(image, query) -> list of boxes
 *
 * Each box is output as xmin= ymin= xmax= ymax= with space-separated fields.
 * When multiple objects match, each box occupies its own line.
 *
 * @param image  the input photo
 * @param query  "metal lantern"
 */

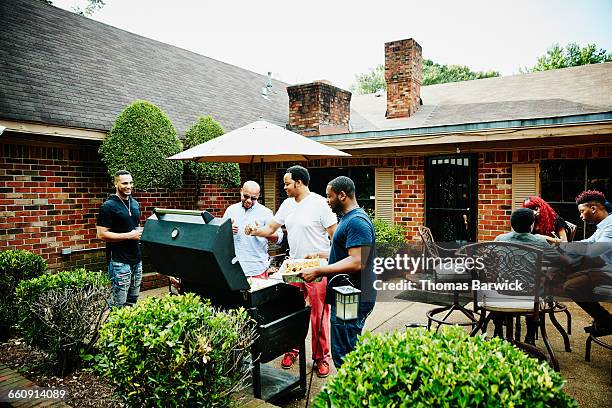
xmin=333 ymin=285 xmax=361 ymax=321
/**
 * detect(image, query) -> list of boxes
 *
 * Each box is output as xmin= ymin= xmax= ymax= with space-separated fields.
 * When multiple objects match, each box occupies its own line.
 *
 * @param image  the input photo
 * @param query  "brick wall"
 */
xmin=392 ymin=157 xmax=425 ymax=241
xmin=385 ymin=38 xmax=422 ymax=119
xmin=0 ymin=139 xmax=239 ymax=273
xmin=287 ymin=81 xmax=351 ymax=136
xmin=477 ymin=152 xmax=513 ymax=241
xmin=476 ymin=146 xmax=612 ymax=241
xmin=3 ymin=137 xmax=610 ymax=277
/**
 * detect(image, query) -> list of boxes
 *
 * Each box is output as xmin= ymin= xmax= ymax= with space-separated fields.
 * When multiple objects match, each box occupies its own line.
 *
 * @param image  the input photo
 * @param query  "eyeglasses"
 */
xmin=243 ymin=194 xmax=258 ymax=201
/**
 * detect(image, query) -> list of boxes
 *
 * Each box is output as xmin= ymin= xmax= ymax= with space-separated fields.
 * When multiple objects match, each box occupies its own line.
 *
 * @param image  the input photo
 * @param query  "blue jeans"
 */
xmin=108 ymin=260 xmax=142 ymax=307
xmin=330 ymin=301 xmax=375 ymax=368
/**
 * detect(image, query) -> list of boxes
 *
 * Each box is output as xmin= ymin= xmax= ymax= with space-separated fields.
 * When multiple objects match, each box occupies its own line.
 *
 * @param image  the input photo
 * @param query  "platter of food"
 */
xmin=278 ymin=258 xmax=327 ymax=283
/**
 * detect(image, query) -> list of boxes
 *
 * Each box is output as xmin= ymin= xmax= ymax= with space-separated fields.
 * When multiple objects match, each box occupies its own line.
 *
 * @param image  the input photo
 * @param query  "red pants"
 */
xmin=291 ymin=278 xmax=330 ymax=362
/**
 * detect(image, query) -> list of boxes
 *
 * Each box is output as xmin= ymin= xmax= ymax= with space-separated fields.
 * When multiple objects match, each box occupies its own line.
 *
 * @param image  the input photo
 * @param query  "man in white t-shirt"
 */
xmin=246 ymin=165 xmax=337 ymax=378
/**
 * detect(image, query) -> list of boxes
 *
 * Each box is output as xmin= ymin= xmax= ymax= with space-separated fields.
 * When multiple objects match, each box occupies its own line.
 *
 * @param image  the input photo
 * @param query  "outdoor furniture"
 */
xmin=584 ymin=285 xmax=612 ymax=385
xmin=543 ymin=219 xmax=577 ymax=337
xmin=463 ymin=242 xmax=560 ymax=371
xmin=418 ymin=226 xmax=478 ymax=331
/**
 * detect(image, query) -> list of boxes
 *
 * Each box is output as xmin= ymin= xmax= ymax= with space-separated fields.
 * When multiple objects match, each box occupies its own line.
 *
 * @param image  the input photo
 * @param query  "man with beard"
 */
xmin=246 ymin=165 xmax=337 ymax=377
xmin=300 ymin=176 xmax=377 ymax=368
xmin=96 ymin=170 xmax=143 ymax=308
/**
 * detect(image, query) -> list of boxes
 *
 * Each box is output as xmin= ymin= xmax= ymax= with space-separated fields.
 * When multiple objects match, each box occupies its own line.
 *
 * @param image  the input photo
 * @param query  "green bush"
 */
xmin=314 ymin=327 xmax=577 ymax=408
xmin=367 ymin=210 xmax=406 ymax=258
xmin=99 ymin=100 xmax=184 ymax=191
xmin=184 ymin=116 xmax=241 ymax=188
xmin=0 ymin=250 xmax=47 ymax=336
xmin=95 ymin=293 xmax=256 ymax=408
xmin=15 ymin=269 xmax=110 ymax=375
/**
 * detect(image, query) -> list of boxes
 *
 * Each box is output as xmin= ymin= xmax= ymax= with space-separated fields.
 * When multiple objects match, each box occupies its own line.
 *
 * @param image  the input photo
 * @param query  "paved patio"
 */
xmin=142 ymin=287 xmax=611 ymax=407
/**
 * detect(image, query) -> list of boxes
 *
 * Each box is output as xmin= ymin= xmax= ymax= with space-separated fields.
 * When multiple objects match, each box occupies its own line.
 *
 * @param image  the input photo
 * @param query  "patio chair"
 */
xmin=417 ymin=226 xmax=478 ymax=331
xmin=463 ymin=241 xmax=560 ymax=371
xmin=584 ymin=285 xmax=612 ymax=386
xmin=540 ymin=219 xmax=577 ymax=342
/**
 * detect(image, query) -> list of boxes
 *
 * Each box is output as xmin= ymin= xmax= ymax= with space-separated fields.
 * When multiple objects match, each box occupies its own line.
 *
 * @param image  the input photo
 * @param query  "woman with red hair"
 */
xmin=523 ymin=196 xmax=570 ymax=243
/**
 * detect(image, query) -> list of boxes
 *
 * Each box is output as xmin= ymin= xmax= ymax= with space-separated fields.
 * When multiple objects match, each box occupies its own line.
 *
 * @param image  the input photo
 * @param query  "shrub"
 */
xmin=184 ymin=116 xmax=241 ymax=188
xmin=0 ymin=250 xmax=47 ymax=337
xmin=95 ymin=293 xmax=256 ymax=407
xmin=15 ymin=269 xmax=110 ymax=375
xmin=314 ymin=327 xmax=577 ymax=408
xmin=367 ymin=210 xmax=406 ymax=258
xmin=99 ymin=100 xmax=184 ymax=191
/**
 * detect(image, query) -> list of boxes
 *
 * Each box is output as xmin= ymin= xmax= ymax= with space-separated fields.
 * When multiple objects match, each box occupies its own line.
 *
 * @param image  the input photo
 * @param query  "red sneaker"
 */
xmin=316 ymin=360 xmax=330 ymax=378
xmin=281 ymin=352 xmax=298 ymax=369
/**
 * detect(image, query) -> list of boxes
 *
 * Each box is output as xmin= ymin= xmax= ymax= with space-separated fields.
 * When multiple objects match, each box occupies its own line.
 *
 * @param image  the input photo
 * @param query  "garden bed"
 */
xmin=0 ymin=337 xmax=122 ymax=408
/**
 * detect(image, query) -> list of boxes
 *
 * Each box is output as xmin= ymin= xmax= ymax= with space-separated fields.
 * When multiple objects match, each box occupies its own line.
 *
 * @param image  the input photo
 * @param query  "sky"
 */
xmin=52 ymin=0 xmax=612 ymax=90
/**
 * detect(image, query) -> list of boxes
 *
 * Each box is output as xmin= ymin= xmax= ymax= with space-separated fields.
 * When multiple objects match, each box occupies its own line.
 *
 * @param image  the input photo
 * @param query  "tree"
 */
xmin=99 ymin=100 xmax=184 ymax=191
xmin=183 ymin=116 xmax=241 ymax=191
xmin=350 ymin=60 xmax=499 ymax=94
xmin=525 ymin=43 xmax=612 ymax=72
xmin=350 ymin=65 xmax=385 ymax=95
xmin=40 ymin=0 xmax=105 ymax=16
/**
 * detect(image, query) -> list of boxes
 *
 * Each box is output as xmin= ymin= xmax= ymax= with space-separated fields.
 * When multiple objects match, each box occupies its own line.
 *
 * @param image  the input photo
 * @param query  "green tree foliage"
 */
xmin=525 ymin=43 xmax=612 ymax=72
xmin=350 ymin=65 xmax=386 ymax=95
xmin=184 ymin=116 xmax=241 ymax=188
xmin=422 ymin=59 xmax=499 ymax=85
xmin=99 ymin=101 xmax=184 ymax=191
xmin=350 ymin=61 xmax=499 ymax=94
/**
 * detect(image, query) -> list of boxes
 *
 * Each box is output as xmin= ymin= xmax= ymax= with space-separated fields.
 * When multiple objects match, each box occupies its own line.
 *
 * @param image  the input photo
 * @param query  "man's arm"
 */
xmin=246 ymin=219 xmax=282 ymax=238
xmin=96 ymin=225 xmax=141 ymax=242
xmin=301 ymin=246 xmax=366 ymax=282
xmin=326 ymin=223 xmax=337 ymax=240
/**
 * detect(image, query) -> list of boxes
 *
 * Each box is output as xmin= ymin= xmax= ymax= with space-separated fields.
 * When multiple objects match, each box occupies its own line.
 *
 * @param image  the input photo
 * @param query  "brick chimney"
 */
xmin=287 ymin=81 xmax=351 ymax=136
xmin=385 ymin=38 xmax=422 ymax=119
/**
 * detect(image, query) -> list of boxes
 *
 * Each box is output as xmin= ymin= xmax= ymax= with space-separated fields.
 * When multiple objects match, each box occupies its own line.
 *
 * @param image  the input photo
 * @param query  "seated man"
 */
xmin=495 ymin=208 xmax=567 ymax=343
xmin=223 ymin=180 xmax=282 ymax=279
xmin=561 ymin=190 xmax=612 ymax=334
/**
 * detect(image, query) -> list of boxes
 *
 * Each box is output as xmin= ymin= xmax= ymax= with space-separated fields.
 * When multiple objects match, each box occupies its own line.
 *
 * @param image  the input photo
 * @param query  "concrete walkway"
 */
xmin=141 ymin=288 xmax=612 ymax=408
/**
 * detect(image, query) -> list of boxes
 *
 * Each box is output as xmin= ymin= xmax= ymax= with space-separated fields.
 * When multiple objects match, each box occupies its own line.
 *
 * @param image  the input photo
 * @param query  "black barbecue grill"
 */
xmin=141 ymin=208 xmax=310 ymax=402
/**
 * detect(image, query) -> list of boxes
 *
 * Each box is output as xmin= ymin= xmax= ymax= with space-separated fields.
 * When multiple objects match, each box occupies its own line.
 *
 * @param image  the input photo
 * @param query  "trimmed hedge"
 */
xmin=16 ymin=269 xmax=110 ymax=375
xmin=95 ymin=293 xmax=256 ymax=407
xmin=99 ymin=100 xmax=184 ymax=191
xmin=184 ymin=115 xmax=240 ymax=188
xmin=314 ymin=327 xmax=577 ymax=407
xmin=0 ymin=250 xmax=47 ymax=336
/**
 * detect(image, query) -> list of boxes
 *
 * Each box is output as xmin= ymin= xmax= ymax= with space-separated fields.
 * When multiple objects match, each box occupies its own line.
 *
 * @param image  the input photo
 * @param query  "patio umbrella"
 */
xmin=168 ymin=120 xmax=351 ymax=204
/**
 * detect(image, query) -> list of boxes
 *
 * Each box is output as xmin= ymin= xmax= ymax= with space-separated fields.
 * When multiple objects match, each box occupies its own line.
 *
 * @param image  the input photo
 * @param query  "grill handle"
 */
xmin=152 ymin=208 xmax=214 ymax=223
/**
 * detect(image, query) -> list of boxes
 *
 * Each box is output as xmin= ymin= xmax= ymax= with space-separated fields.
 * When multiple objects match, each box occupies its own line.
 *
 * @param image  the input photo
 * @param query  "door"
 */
xmin=425 ymin=155 xmax=477 ymax=243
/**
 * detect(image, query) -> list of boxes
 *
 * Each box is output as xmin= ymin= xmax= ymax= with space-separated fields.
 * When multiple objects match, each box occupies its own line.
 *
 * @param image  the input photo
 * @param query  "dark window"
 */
xmin=540 ymin=159 xmax=612 ymax=240
xmin=277 ymin=167 xmax=375 ymax=212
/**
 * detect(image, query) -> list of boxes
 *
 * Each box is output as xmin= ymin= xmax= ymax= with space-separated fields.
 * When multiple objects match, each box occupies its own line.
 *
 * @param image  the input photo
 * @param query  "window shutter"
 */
xmin=375 ymin=168 xmax=394 ymax=224
xmin=512 ymin=163 xmax=540 ymax=210
xmin=263 ymin=170 xmax=277 ymax=212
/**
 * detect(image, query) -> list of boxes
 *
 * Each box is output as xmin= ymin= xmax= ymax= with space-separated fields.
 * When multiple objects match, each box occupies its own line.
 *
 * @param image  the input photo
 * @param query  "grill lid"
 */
xmin=141 ymin=208 xmax=249 ymax=292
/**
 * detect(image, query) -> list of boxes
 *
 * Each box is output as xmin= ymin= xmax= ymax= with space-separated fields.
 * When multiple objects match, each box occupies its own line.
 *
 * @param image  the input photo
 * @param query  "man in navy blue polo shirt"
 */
xmin=300 ymin=176 xmax=376 ymax=368
xmin=96 ymin=170 xmax=143 ymax=307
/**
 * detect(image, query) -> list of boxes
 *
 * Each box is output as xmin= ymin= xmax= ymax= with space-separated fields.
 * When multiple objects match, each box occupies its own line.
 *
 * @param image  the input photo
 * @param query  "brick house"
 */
xmin=274 ymin=40 xmax=611 ymax=245
xmin=2 ymin=0 xmax=611 ymax=282
xmin=0 ymin=0 xmax=289 ymax=281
